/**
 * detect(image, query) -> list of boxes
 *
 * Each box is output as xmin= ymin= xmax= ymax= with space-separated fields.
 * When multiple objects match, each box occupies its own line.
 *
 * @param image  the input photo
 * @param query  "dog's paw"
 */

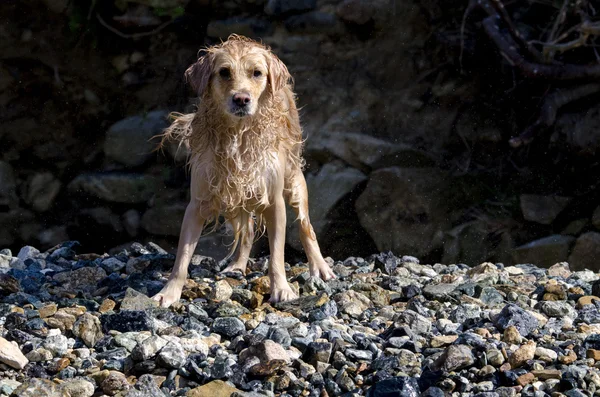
xmin=152 ymin=281 xmax=184 ymax=308
xmin=310 ymin=262 xmax=336 ymax=281
xmin=220 ymin=261 xmax=247 ymax=275
xmin=269 ymin=285 xmax=298 ymax=303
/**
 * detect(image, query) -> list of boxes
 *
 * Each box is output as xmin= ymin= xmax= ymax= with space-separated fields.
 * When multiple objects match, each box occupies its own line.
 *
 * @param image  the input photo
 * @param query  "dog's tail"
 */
xmin=153 ymin=112 xmax=193 ymax=158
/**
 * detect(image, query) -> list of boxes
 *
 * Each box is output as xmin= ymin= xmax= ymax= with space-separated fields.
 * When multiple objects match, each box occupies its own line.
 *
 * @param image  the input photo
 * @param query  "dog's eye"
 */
xmin=253 ymin=70 xmax=262 ymax=77
xmin=219 ymin=68 xmax=231 ymax=79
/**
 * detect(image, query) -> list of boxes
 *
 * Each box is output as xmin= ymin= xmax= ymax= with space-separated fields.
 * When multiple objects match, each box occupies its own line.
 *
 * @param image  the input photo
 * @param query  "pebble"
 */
xmin=2 ymin=242 xmax=600 ymax=396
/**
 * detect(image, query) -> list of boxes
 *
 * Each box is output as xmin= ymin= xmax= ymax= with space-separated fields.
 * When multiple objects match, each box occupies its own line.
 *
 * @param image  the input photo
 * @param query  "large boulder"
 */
xmin=512 ymin=235 xmax=575 ymax=267
xmin=306 ymin=131 xmax=435 ymax=173
xmin=104 ymin=110 xmax=168 ymax=168
xmin=356 ymin=167 xmax=451 ymax=257
xmin=68 ymin=173 xmax=159 ymax=204
xmin=286 ymin=161 xmax=366 ymax=250
xmin=520 ymin=194 xmax=571 ymax=225
xmin=569 ymin=232 xmax=600 ymax=271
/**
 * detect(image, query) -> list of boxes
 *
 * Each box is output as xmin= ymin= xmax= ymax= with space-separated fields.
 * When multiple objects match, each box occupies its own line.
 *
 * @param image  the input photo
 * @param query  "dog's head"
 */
xmin=185 ymin=35 xmax=291 ymax=118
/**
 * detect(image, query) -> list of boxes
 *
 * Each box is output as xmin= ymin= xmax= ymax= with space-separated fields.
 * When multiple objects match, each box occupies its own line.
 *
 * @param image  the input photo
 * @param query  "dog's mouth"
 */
xmin=230 ymin=106 xmax=251 ymax=117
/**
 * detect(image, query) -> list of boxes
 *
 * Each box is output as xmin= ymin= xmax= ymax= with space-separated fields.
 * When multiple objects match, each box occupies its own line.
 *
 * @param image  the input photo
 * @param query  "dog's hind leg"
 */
xmin=287 ymin=170 xmax=336 ymax=281
xmin=221 ymin=215 xmax=254 ymax=274
xmin=152 ymin=201 xmax=206 ymax=307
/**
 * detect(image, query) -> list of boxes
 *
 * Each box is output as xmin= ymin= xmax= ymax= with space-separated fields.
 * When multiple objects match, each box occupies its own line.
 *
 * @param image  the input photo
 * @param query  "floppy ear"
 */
xmin=184 ymin=51 xmax=214 ymax=97
xmin=267 ymin=51 xmax=292 ymax=95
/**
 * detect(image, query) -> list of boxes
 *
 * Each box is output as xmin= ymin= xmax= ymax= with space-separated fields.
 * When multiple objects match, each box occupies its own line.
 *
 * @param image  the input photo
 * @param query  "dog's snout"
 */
xmin=232 ymin=93 xmax=251 ymax=107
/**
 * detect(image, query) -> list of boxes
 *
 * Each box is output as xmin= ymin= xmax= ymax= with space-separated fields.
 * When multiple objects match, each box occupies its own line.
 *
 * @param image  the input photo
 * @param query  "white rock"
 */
xmin=0 ymin=337 xmax=28 ymax=369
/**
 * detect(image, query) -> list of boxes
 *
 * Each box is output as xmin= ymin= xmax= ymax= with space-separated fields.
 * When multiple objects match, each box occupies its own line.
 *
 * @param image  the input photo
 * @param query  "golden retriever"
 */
xmin=152 ymin=34 xmax=335 ymax=308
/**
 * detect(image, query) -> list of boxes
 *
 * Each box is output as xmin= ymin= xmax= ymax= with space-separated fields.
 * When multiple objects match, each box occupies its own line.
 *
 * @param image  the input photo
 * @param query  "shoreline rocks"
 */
xmin=1 ymin=242 xmax=600 ymax=396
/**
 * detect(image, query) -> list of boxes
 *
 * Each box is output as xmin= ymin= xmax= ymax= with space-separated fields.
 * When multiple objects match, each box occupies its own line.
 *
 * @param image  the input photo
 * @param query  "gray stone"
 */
xmin=287 ymin=161 xmax=366 ymax=250
xmin=141 ymin=204 xmax=186 ymax=236
xmin=60 ymin=379 xmax=95 ymax=397
xmin=212 ymin=317 xmax=246 ymax=338
xmin=520 ymin=194 xmax=572 ymax=225
xmin=131 ymin=335 xmax=168 ymax=361
xmin=265 ymin=0 xmax=316 ymax=15
xmin=43 ymin=334 xmax=68 ymax=356
xmin=513 ymin=234 xmax=575 ymax=268
xmin=285 ymin=11 xmax=344 ymax=35
xmin=569 ymin=232 xmax=600 ymax=271
xmin=0 ymin=161 xmax=17 ymax=209
xmin=537 ymin=301 xmax=577 ymax=318
xmin=104 ymin=110 xmax=168 ymax=167
xmin=356 ymin=167 xmax=451 ymax=258
xmin=157 ymin=341 xmax=187 ymax=368
xmin=441 ymin=344 xmax=475 ymax=372
xmin=345 ymin=348 xmax=373 ymax=361
xmin=207 ymin=17 xmax=274 ymax=39
xmin=23 ymin=172 xmax=61 ymax=212
xmin=120 ymin=288 xmax=159 ymax=311
xmin=493 ymin=304 xmax=539 ymax=337
xmin=68 ymin=173 xmax=159 ymax=204
xmin=73 ymin=313 xmax=104 ymax=348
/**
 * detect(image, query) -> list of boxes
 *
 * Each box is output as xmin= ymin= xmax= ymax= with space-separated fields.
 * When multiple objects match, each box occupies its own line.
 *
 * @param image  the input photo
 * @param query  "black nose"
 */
xmin=232 ymin=93 xmax=251 ymax=107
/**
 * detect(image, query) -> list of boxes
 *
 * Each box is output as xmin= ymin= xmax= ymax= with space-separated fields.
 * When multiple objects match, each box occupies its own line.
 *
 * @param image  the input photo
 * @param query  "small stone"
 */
xmin=346 ymin=348 xmax=373 ymax=361
xmin=157 ymin=342 xmax=187 ymax=368
xmin=558 ymin=349 xmax=577 ymax=364
xmin=187 ymin=380 xmax=240 ymax=397
xmin=43 ymin=334 xmax=68 ymax=356
xmin=11 ymin=379 xmax=60 ymax=397
xmin=494 ymin=304 xmax=539 ymax=337
xmin=509 ymin=341 xmax=536 ymax=368
xmin=131 ymin=335 xmax=168 ymax=361
xmin=516 ymin=372 xmax=535 ymax=386
xmin=442 ymin=344 xmax=475 ymax=372
xmin=60 ymin=379 xmax=95 ymax=397
xmin=535 ymin=347 xmax=558 ymax=363
xmin=303 ymin=342 xmax=332 ymax=366
xmin=577 ymin=295 xmax=600 ymax=309
xmin=503 ymin=326 xmax=522 ymax=345
xmin=334 ymin=290 xmax=371 ymax=317
xmin=209 ymin=280 xmax=233 ymax=301
xmin=0 ymin=336 xmax=28 ymax=369
xmin=120 ymin=288 xmax=159 ymax=311
xmin=212 ymin=317 xmax=246 ymax=338
xmin=431 ymin=335 xmax=458 ymax=348
xmin=73 ymin=312 xmax=103 ymax=347
xmin=531 ymin=369 xmax=562 ymax=380
xmin=587 ymin=349 xmax=600 ymax=361
xmin=548 ymin=262 xmax=571 ymax=278
xmin=487 ymin=348 xmax=505 ymax=367
xmin=102 ymin=371 xmax=130 ymax=395
xmin=252 ymin=276 xmax=270 ymax=294
xmin=99 ymin=298 xmax=116 ymax=313
xmin=38 ymin=303 xmax=57 ymax=318
xmin=48 ymin=357 xmax=70 ymax=372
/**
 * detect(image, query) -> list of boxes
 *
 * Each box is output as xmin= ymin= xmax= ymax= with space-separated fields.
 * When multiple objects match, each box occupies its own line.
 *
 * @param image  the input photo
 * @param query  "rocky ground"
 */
xmin=1 ymin=242 xmax=600 ymax=397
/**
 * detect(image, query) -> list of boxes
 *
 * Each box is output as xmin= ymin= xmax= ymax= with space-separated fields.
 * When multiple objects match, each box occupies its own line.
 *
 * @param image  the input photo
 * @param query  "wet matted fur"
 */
xmin=153 ymin=34 xmax=335 ymax=308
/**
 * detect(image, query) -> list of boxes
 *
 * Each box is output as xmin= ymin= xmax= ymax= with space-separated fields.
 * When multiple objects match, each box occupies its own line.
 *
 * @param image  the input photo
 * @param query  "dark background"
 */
xmin=2 ymin=0 xmax=600 ymax=269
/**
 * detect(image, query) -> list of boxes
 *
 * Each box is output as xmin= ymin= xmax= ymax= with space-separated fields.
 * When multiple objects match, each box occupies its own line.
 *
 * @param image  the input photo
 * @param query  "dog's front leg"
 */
xmin=152 ymin=201 xmax=205 ymax=307
xmin=264 ymin=196 xmax=297 ymax=303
